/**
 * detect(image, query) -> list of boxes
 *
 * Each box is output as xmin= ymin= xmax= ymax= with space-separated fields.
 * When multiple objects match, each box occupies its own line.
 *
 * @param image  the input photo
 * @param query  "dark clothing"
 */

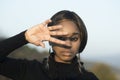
xmin=0 ymin=31 xmax=99 ymax=80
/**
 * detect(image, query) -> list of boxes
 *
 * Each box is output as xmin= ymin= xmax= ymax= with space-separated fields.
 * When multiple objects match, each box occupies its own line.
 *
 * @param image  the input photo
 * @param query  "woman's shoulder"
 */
xmin=80 ymin=62 xmax=99 ymax=80
xmin=81 ymin=68 xmax=99 ymax=80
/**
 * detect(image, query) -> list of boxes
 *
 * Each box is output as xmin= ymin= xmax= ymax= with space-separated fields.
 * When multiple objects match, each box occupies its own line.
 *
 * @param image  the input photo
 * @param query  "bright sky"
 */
xmin=0 ymin=0 xmax=120 ymax=66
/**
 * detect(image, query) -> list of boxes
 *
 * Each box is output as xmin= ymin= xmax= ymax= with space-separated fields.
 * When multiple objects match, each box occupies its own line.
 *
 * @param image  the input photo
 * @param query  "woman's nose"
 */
xmin=63 ymin=40 xmax=72 ymax=48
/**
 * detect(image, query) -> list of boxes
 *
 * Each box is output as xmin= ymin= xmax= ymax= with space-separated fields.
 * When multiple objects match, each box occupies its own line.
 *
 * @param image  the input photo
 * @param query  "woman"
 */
xmin=0 ymin=10 xmax=99 ymax=80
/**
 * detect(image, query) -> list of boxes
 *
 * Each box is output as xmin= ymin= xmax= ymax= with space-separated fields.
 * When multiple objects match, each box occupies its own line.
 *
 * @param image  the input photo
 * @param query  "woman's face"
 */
xmin=52 ymin=20 xmax=81 ymax=63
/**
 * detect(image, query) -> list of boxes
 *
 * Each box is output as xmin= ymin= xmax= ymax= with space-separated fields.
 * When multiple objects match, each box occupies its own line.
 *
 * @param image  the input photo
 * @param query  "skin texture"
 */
xmin=52 ymin=20 xmax=81 ymax=63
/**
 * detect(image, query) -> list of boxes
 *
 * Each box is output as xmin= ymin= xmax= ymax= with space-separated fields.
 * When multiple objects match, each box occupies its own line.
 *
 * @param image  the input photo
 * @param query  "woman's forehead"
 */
xmin=58 ymin=27 xmax=80 ymax=37
xmin=59 ymin=20 xmax=78 ymax=30
xmin=58 ymin=20 xmax=80 ymax=33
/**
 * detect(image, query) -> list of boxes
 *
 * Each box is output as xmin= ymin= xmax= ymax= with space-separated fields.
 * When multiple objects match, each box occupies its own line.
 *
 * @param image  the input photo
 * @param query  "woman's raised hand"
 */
xmin=25 ymin=19 xmax=68 ymax=48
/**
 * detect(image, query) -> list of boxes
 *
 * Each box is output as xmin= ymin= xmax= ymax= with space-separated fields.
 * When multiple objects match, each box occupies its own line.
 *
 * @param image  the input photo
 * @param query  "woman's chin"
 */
xmin=61 ymin=57 xmax=73 ymax=63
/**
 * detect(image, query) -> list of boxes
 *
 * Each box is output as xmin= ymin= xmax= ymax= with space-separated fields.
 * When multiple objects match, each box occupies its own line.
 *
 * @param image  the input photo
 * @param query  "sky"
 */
xmin=0 ymin=0 xmax=120 ymax=67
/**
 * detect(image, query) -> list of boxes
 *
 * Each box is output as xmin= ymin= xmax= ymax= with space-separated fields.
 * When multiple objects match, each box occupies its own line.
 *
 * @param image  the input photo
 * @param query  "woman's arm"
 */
xmin=0 ymin=19 xmax=69 ymax=80
xmin=0 ymin=31 xmax=28 ymax=62
xmin=0 ymin=19 xmax=69 ymax=62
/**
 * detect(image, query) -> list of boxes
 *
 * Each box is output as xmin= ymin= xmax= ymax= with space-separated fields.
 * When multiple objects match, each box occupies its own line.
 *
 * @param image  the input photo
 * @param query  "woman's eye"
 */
xmin=56 ymin=36 xmax=79 ymax=41
xmin=70 ymin=37 xmax=78 ymax=41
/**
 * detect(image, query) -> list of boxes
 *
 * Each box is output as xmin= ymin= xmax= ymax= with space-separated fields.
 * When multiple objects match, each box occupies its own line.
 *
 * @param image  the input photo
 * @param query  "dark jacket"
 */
xmin=0 ymin=31 xmax=99 ymax=80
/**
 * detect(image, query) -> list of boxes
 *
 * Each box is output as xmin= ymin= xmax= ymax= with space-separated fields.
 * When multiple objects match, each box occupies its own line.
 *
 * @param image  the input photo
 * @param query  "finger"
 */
xmin=39 ymin=41 xmax=45 ymax=48
xmin=49 ymin=37 xmax=70 ymax=46
xmin=49 ymin=37 xmax=65 ymax=44
xmin=48 ymin=25 xmax=63 ymax=31
xmin=42 ymin=19 xmax=52 ymax=26
xmin=50 ymin=31 xmax=68 ymax=36
xmin=32 ymin=41 xmax=41 ymax=46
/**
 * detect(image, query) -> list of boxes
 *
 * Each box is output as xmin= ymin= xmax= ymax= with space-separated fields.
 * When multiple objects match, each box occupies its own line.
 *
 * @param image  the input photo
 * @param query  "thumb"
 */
xmin=39 ymin=41 xmax=45 ymax=48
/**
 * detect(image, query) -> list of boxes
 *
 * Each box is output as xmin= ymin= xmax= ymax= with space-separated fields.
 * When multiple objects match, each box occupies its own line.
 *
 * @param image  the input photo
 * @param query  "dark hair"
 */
xmin=48 ymin=10 xmax=88 ymax=53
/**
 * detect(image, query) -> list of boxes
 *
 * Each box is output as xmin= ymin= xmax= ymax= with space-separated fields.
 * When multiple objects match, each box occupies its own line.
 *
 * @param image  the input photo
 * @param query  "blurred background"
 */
xmin=0 ymin=0 xmax=120 ymax=80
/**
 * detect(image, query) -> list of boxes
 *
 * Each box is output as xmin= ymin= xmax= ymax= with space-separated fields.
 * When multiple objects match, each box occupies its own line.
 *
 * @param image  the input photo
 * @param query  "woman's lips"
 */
xmin=61 ymin=51 xmax=72 ymax=56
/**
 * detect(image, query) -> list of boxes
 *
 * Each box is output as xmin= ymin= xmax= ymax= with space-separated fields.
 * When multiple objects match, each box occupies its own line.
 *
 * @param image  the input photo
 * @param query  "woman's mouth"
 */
xmin=62 ymin=51 xmax=72 ymax=56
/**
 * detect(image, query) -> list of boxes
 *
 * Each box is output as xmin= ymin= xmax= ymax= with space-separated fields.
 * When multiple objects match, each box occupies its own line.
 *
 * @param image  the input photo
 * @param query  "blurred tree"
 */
xmin=0 ymin=37 xmax=6 ymax=41
xmin=8 ymin=45 xmax=49 ymax=61
xmin=90 ymin=63 xmax=117 ymax=80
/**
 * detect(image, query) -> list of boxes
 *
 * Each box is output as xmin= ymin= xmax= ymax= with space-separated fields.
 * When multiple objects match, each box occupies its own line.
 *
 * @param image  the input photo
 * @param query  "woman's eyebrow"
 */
xmin=62 ymin=32 xmax=80 ymax=37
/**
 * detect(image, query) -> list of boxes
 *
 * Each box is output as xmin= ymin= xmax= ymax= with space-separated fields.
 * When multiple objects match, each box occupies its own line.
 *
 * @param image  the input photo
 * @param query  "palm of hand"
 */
xmin=25 ymin=20 xmax=69 ymax=47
